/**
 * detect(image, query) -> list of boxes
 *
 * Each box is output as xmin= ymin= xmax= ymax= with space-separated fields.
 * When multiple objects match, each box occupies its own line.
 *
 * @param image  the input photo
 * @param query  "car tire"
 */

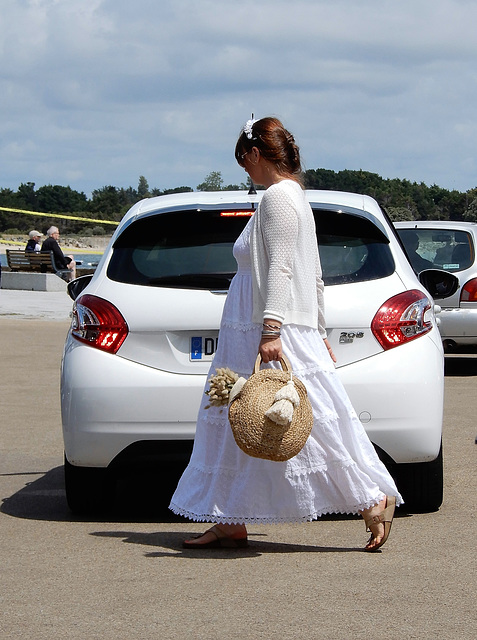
xmin=64 ymin=455 xmax=113 ymax=514
xmin=387 ymin=444 xmax=444 ymax=513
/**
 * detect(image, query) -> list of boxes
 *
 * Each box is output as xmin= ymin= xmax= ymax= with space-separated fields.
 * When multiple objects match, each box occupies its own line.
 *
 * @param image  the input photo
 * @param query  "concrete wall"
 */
xmin=1 ymin=271 xmax=67 ymax=292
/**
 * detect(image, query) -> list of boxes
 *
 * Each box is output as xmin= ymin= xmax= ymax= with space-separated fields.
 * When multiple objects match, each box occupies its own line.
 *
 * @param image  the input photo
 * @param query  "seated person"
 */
xmin=401 ymin=231 xmax=434 ymax=273
xmin=41 ymin=226 xmax=76 ymax=281
xmin=25 ymin=230 xmax=42 ymax=252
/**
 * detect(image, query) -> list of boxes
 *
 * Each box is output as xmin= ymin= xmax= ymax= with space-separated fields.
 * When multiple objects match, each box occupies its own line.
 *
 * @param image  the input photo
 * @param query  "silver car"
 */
xmin=395 ymin=221 xmax=477 ymax=351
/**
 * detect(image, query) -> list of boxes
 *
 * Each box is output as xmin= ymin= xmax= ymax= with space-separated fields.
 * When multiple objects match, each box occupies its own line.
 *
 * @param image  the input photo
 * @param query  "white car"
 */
xmin=61 ymin=190 xmax=458 ymax=514
xmin=394 ymin=220 xmax=477 ymax=351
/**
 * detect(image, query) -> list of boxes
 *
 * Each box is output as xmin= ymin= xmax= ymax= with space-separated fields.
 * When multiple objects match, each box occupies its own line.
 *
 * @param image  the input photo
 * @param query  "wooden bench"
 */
xmin=6 ymin=249 xmax=70 ymax=279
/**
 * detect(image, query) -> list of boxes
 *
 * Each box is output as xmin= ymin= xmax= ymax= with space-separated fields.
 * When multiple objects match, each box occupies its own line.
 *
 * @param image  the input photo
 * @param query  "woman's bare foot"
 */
xmin=183 ymin=523 xmax=247 ymax=546
xmin=360 ymin=497 xmax=387 ymax=551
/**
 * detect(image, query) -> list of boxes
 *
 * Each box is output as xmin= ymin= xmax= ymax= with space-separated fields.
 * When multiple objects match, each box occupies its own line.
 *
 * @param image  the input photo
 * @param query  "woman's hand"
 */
xmin=323 ymin=338 xmax=337 ymax=363
xmin=259 ymin=336 xmax=283 ymax=363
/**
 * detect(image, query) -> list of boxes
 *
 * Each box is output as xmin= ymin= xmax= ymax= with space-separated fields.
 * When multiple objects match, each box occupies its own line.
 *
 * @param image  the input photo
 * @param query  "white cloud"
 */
xmin=1 ymin=0 xmax=477 ymax=196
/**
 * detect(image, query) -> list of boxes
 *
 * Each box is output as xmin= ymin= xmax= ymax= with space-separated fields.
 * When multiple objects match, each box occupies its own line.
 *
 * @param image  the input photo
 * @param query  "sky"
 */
xmin=1 ymin=0 xmax=477 ymax=198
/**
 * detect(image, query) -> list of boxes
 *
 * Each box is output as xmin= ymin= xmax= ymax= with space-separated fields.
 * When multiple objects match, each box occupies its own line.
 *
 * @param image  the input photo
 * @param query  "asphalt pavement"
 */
xmin=0 ymin=288 xmax=73 ymax=320
xmin=1 ymin=306 xmax=476 ymax=639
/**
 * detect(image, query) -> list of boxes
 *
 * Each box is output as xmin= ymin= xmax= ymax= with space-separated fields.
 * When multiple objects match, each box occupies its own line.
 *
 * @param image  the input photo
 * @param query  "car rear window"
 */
xmin=107 ymin=207 xmax=394 ymax=289
xmin=315 ymin=210 xmax=394 ymax=285
xmin=107 ymin=209 xmax=251 ymax=289
xmin=396 ymin=228 xmax=474 ymax=273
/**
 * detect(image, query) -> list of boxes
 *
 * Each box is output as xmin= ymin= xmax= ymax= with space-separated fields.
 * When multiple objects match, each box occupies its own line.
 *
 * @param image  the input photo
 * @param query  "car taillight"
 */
xmin=71 ymin=294 xmax=128 ymax=354
xmin=220 ymin=210 xmax=253 ymax=217
xmin=461 ymin=278 xmax=477 ymax=302
xmin=371 ymin=290 xmax=432 ymax=350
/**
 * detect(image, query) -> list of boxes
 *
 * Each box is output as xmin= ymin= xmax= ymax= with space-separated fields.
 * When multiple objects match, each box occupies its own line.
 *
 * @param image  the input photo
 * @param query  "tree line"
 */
xmin=1 ymin=170 xmax=477 ymax=235
xmin=304 ymin=169 xmax=477 ymax=222
xmin=0 ymin=176 xmax=194 ymax=235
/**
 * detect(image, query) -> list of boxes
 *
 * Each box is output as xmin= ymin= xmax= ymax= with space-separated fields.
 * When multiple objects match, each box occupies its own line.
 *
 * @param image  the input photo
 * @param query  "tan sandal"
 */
xmin=364 ymin=495 xmax=396 ymax=552
xmin=182 ymin=525 xmax=248 ymax=549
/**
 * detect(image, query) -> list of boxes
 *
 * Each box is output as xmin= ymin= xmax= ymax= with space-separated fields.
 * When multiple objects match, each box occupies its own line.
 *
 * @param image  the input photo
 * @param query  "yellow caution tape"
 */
xmin=0 ymin=205 xmax=119 ymax=225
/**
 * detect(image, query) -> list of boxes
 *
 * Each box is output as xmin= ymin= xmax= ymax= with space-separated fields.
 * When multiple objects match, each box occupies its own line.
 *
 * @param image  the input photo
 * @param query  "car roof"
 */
xmin=124 ymin=189 xmax=383 ymax=221
xmin=394 ymin=220 xmax=477 ymax=230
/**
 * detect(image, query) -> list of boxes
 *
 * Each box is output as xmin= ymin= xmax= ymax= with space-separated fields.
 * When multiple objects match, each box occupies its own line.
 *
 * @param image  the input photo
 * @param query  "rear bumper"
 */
xmin=336 ymin=333 xmax=444 ymax=463
xmin=61 ymin=338 xmax=203 ymax=467
xmin=62 ymin=331 xmax=444 ymax=468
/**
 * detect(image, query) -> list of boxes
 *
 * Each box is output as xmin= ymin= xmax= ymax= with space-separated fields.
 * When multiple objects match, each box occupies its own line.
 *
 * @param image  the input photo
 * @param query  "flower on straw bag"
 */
xmin=228 ymin=354 xmax=313 ymax=462
xmin=205 ymin=367 xmax=240 ymax=407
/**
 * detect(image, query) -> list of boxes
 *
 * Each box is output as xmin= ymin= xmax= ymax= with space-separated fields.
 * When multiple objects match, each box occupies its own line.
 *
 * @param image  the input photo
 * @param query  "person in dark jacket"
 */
xmin=41 ymin=226 xmax=76 ymax=280
xmin=25 ymin=230 xmax=42 ymax=252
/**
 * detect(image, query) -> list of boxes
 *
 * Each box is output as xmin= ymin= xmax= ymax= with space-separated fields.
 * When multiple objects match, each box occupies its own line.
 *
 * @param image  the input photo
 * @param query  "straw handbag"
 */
xmin=228 ymin=354 xmax=313 ymax=462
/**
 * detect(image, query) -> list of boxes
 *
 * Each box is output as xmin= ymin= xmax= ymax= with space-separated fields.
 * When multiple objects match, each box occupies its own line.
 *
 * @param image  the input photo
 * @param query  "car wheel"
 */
xmin=387 ymin=444 xmax=444 ymax=513
xmin=64 ymin=455 xmax=113 ymax=514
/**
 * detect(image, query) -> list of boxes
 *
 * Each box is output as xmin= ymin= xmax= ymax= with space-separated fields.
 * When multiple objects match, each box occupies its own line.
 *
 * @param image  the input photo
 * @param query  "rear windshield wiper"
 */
xmin=147 ymin=273 xmax=236 ymax=289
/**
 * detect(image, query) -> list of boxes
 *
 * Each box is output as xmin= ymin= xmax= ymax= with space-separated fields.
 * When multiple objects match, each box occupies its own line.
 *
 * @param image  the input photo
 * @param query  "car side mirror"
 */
xmin=67 ymin=274 xmax=93 ymax=301
xmin=418 ymin=269 xmax=459 ymax=299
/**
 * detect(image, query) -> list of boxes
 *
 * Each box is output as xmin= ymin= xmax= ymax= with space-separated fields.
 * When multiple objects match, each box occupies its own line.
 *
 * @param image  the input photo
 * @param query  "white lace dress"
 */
xmin=169 ymin=217 xmax=402 ymax=524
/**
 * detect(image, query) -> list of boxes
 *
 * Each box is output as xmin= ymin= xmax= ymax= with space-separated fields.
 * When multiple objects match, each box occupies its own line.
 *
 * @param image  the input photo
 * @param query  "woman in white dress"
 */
xmin=170 ymin=117 xmax=402 ymax=551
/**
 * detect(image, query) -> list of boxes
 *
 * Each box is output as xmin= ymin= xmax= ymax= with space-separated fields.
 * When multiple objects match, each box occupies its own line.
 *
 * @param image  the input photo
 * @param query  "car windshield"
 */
xmin=107 ymin=207 xmax=394 ymax=289
xmin=397 ymin=228 xmax=474 ymax=273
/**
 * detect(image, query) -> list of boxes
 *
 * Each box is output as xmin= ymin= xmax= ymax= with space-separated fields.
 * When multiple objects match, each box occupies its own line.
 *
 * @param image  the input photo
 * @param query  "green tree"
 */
xmin=304 ymin=168 xmax=339 ymax=190
xmin=118 ymin=186 xmax=139 ymax=207
xmin=463 ymin=197 xmax=477 ymax=222
xmin=16 ymin=182 xmax=37 ymax=209
xmin=224 ymin=182 xmax=250 ymax=190
xmin=0 ymin=187 xmax=16 ymax=208
xmin=386 ymin=207 xmax=415 ymax=222
xmin=197 ymin=171 xmax=224 ymax=191
xmin=162 ymin=186 xmax=193 ymax=195
xmin=137 ymin=176 xmax=150 ymax=199
xmin=88 ymin=186 xmax=124 ymax=220
xmin=36 ymin=184 xmax=87 ymax=213
xmin=436 ymin=189 xmax=467 ymax=221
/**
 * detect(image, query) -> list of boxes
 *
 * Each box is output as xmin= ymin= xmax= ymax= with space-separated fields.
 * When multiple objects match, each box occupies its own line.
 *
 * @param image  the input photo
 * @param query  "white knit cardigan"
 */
xmin=250 ymin=180 xmax=327 ymax=338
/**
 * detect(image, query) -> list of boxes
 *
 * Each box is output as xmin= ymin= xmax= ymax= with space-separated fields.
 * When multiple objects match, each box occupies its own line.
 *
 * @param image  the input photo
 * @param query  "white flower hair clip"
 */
xmin=243 ymin=118 xmax=257 ymax=139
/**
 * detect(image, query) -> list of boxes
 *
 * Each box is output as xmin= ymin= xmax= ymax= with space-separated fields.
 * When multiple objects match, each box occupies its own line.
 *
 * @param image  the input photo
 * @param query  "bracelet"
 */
xmin=263 ymin=322 xmax=281 ymax=331
xmin=262 ymin=330 xmax=281 ymax=337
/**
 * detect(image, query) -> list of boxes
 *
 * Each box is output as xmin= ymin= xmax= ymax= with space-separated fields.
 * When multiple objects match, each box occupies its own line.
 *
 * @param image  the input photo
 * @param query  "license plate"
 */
xmin=190 ymin=335 xmax=218 ymax=361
